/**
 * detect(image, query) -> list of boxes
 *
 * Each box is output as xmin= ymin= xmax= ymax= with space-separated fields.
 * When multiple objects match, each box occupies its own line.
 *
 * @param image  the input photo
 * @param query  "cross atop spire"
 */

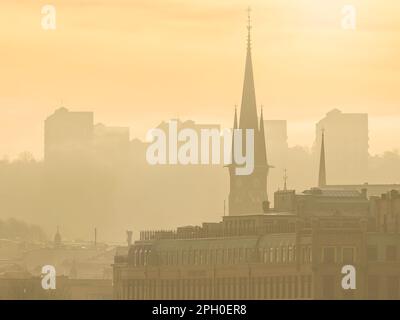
xmin=247 ymin=6 xmax=252 ymax=49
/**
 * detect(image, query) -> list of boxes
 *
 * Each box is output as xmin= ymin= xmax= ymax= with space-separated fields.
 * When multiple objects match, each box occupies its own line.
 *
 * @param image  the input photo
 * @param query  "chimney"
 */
xmin=126 ymin=230 xmax=133 ymax=247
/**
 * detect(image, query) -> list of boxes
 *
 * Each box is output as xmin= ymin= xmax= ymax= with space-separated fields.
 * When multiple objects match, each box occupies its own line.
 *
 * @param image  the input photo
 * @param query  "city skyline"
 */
xmin=1 ymin=2 xmax=400 ymax=301
xmin=2 ymin=1 xmax=400 ymax=158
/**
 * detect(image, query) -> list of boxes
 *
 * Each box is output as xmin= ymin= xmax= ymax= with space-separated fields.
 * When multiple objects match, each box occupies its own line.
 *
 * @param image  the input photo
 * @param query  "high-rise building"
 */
xmin=44 ymin=107 xmax=94 ymax=164
xmin=315 ymin=109 xmax=368 ymax=184
xmin=316 ymin=113 xmax=400 ymax=196
xmin=94 ymin=123 xmax=130 ymax=167
xmin=228 ymin=14 xmax=269 ymax=215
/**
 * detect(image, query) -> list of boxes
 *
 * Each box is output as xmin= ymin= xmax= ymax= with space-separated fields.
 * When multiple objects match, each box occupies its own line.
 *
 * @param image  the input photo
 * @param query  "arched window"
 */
xmin=282 ymin=246 xmax=287 ymax=263
xmin=270 ymin=247 xmax=274 ymax=263
xmin=263 ymin=248 xmax=269 ymax=263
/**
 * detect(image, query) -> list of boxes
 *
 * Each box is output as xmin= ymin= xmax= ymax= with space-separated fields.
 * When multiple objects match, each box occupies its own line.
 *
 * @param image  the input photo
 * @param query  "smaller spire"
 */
xmin=258 ymin=105 xmax=268 ymax=166
xmin=318 ymin=129 xmax=327 ymax=187
xmin=259 ymin=105 xmax=264 ymax=129
xmin=54 ymin=225 xmax=62 ymax=247
xmin=234 ymin=105 xmax=238 ymax=129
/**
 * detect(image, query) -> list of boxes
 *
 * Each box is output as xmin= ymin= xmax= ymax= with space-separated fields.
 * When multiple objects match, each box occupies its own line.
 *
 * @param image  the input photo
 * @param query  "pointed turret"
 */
xmin=318 ymin=130 xmax=327 ymax=187
xmin=257 ymin=106 xmax=268 ymax=166
xmin=54 ymin=226 xmax=62 ymax=247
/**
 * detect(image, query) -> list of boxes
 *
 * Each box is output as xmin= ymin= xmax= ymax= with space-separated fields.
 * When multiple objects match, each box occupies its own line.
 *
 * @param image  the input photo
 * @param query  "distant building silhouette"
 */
xmin=44 ymin=107 xmax=94 ymax=164
xmin=94 ymin=123 xmax=130 ymax=167
xmin=228 ymin=14 xmax=269 ymax=215
xmin=316 ymin=121 xmax=400 ymax=197
xmin=156 ymin=119 xmax=220 ymax=133
xmin=45 ymin=108 xmax=130 ymax=167
xmin=315 ymin=109 xmax=368 ymax=184
xmin=54 ymin=226 xmax=62 ymax=248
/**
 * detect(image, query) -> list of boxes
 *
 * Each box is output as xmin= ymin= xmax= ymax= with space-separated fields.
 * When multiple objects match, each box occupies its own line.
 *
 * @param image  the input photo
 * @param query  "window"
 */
xmin=342 ymin=247 xmax=355 ymax=264
xmin=322 ymin=247 xmax=336 ymax=264
xmin=293 ymin=245 xmax=296 ymax=262
xmin=302 ymin=247 xmax=307 ymax=263
xmin=233 ymin=248 xmax=238 ymax=264
xmin=308 ymin=246 xmax=312 ymax=263
xmin=239 ymin=248 xmax=243 ymax=263
xmin=367 ymin=246 xmax=378 ymax=261
xmin=282 ymin=246 xmax=287 ymax=263
xmin=386 ymin=245 xmax=397 ymax=262
xmin=288 ymin=246 xmax=293 ymax=262
xmin=263 ymin=248 xmax=269 ymax=263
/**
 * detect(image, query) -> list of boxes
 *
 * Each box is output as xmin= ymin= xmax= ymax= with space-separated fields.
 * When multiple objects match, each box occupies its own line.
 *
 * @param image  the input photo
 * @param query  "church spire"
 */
xmin=318 ymin=129 xmax=327 ymax=187
xmin=239 ymin=7 xmax=258 ymax=130
xmin=228 ymin=11 xmax=269 ymax=216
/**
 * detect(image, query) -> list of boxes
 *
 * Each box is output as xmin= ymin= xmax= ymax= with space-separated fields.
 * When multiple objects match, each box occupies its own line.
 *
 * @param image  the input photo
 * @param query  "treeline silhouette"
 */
xmin=0 ymin=217 xmax=46 ymax=242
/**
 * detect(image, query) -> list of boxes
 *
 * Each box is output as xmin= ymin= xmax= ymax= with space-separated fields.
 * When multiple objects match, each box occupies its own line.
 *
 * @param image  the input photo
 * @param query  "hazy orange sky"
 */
xmin=1 ymin=0 xmax=400 ymax=158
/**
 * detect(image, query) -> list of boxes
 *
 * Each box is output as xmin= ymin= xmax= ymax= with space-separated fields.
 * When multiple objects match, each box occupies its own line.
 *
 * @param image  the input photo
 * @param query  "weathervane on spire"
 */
xmin=247 ymin=7 xmax=252 ymax=30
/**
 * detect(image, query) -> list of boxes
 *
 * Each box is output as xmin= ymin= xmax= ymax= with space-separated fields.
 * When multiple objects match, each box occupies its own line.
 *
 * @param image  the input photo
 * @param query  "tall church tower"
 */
xmin=228 ymin=10 xmax=269 ymax=215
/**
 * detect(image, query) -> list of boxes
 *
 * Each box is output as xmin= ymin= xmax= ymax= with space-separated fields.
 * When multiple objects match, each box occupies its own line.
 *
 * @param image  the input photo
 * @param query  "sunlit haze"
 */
xmin=1 ymin=0 xmax=400 ymax=158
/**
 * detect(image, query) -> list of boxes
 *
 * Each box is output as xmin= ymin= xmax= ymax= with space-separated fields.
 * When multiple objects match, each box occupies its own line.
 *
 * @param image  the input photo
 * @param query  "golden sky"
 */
xmin=1 ymin=0 xmax=400 ymax=158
